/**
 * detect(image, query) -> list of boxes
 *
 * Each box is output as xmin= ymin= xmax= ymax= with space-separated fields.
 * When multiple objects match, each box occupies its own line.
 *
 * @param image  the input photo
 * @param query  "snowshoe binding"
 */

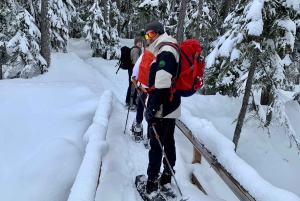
xmin=159 ymin=183 xmax=177 ymax=201
xmin=143 ymin=137 xmax=150 ymax=149
xmin=135 ymin=175 xmax=166 ymax=201
xmin=131 ymin=121 xmax=143 ymax=142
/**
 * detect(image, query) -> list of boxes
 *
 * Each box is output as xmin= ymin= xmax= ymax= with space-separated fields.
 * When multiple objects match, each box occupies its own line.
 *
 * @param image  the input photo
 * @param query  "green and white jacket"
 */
xmin=147 ymin=33 xmax=181 ymax=119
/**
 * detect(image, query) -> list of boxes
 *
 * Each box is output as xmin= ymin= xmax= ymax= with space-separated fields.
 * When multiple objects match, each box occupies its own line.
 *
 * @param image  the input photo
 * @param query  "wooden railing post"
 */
xmin=192 ymin=147 xmax=202 ymax=164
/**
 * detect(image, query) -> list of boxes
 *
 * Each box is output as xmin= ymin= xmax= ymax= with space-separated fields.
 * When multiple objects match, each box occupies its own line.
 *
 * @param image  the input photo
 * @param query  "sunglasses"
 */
xmin=145 ymin=31 xmax=158 ymax=39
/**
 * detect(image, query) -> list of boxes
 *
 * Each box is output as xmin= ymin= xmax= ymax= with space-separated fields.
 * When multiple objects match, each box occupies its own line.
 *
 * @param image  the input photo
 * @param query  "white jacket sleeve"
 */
xmin=131 ymin=54 xmax=143 ymax=81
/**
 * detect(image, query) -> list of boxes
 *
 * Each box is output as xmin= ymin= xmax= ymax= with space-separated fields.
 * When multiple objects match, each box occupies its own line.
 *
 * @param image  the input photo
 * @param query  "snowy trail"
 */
xmin=82 ymin=55 xmax=225 ymax=200
xmin=69 ymin=38 xmax=300 ymax=201
xmin=94 ymin=94 xmax=222 ymax=201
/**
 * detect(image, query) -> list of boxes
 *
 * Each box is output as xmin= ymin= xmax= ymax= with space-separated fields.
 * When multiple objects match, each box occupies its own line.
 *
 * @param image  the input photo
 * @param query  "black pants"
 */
xmin=147 ymin=118 xmax=176 ymax=181
xmin=125 ymin=68 xmax=137 ymax=105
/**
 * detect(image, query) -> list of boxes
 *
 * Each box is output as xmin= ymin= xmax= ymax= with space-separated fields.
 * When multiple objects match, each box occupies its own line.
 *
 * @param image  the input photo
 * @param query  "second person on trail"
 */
xmin=125 ymin=37 xmax=143 ymax=111
xmin=131 ymin=44 xmax=154 ymax=149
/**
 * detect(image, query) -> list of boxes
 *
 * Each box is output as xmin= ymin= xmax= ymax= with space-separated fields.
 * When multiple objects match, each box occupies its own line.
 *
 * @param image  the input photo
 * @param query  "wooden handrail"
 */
xmin=175 ymin=119 xmax=256 ymax=201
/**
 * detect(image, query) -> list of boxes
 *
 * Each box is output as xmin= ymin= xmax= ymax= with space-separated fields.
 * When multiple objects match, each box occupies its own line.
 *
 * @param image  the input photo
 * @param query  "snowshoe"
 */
xmin=135 ymin=175 xmax=166 ymax=201
xmin=131 ymin=121 xmax=143 ymax=142
xmin=159 ymin=184 xmax=177 ymax=201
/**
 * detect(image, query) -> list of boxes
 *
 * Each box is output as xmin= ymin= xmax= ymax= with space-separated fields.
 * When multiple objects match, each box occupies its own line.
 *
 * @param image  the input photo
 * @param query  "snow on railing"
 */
xmin=177 ymin=116 xmax=300 ymax=201
xmin=67 ymin=90 xmax=113 ymax=201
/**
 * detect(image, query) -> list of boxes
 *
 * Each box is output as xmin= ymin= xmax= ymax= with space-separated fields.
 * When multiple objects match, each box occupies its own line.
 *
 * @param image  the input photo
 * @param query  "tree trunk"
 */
xmin=102 ymin=0 xmax=108 ymax=23
xmin=176 ymin=0 xmax=187 ymax=44
xmin=221 ymin=0 xmax=231 ymax=22
xmin=295 ymin=74 xmax=300 ymax=85
xmin=220 ymin=0 xmax=231 ymax=35
xmin=116 ymin=0 xmax=121 ymax=34
xmin=40 ymin=0 xmax=51 ymax=71
xmin=260 ymin=84 xmax=271 ymax=105
xmin=232 ymin=46 xmax=260 ymax=152
xmin=0 ymin=45 xmax=6 ymax=80
xmin=264 ymin=88 xmax=274 ymax=127
xmin=0 ymin=43 xmax=8 ymax=80
xmin=195 ymin=0 xmax=203 ymax=40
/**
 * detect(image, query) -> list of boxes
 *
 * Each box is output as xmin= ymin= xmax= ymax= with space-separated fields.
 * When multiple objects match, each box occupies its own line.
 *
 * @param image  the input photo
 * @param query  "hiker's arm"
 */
xmin=148 ymin=50 xmax=177 ymax=112
xmin=131 ymin=55 xmax=143 ymax=88
xmin=140 ymin=86 xmax=148 ymax=93
xmin=131 ymin=48 xmax=140 ymax=64
xmin=132 ymin=78 xmax=138 ymax=89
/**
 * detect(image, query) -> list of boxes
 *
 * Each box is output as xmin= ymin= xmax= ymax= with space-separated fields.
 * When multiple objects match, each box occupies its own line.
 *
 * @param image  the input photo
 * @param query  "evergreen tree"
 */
xmin=6 ymin=9 xmax=46 ymax=78
xmin=69 ymin=11 xmax=85 ymax=38
xmin=206 ymin=0 xmax=300 ymax=151
xmin=105 ymin=0 xmax=121 ymax=59
xmin=0 ymin=0 xmax=16 ymax=79
xmin=69 ymin=0 xmax=87 ymax=38
xmin=138 ymin=0 xmax=160 ymax=26
xmin=49 ymin=0 xmax=76 ymax=52
xmin=119 ymin=0 xmax=142 ymax=38
xmin=83 ymin=0 xmax=109 ymax=58
xmin=185 ymin=0 xmax=231 ymax=57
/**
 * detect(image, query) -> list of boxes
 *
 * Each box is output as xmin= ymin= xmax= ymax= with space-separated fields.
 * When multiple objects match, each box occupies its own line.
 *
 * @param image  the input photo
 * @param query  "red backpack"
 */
xmin=164 ymin=39 xmax=205 ymax=100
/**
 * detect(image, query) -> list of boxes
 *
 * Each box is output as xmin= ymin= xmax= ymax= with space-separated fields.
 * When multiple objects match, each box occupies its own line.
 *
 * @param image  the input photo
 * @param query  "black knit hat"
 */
xmin=134 ymin=37 xmax=143 ymax=45
xmin=145 ymin=21 xmax=165 ymax=34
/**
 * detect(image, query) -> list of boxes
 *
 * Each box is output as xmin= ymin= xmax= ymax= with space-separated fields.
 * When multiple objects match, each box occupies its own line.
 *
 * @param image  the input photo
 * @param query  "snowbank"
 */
xmin=67 ymin=90 xmax=113 ymax=201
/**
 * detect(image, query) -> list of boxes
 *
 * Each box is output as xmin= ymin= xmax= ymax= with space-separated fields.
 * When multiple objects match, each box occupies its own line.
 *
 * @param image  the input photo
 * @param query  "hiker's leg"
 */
xmin=125 ymin=68 xmax=133 ymax=104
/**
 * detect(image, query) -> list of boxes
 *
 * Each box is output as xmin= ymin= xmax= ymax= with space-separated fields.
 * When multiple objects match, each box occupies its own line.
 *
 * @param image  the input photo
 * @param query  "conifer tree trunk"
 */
xmin=296 ymin=74 xmax=300 ymax=85
xmin=40 ymin=0 xmax=51 ymax=71
xmin=0 ymin=43 xmax=7 ymax=80
xmin=264 ymin=88 xmax=274 ymax=127
xmin=220 ymin=0 xmax=231 ymax=35
xmin=221 ymin=0 xmax=231 ymax=22
xmin=195 ymin=0 xmax=203 ymax=40
xmin=176 ymin=0 xmax=187 ymax=44
xmin=260 ymin=84 xmax=271 ymax=105
xmin=233 ymin=45 xmax=260 ymax=152
xmin=102 ymin=0 xmax=108 ymax=23
xmin=115 ymin=0 xmax=121 ymax=34
xmin=0 ymin=7 xmax=8 ymax=79
xmin=260 ymin=84 xmax=274 ymax=127
xmin=0 ymin=45 xmax=6 ymax=80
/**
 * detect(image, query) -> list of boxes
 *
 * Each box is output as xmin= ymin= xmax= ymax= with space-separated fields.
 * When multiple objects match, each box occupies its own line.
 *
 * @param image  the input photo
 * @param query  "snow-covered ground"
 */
xmin=0 ymin=38 xmax=299 ymax=201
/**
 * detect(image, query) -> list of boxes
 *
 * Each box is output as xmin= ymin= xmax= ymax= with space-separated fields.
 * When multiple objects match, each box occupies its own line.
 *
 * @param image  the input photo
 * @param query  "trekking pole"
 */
xmin=115 ymin=60 xmax=121 ymax=74
xmin=124 ymin=106 xmax=130 ymax=134
xmin=116 ymin=66 xmax=121 ymax=74
xmin=124 ymin=84 xmax=136 ymax=134
xmin=152 ymin=126 xmax=189 ymax=201
xmin=136 ymin=88 xmax=147 ymax=109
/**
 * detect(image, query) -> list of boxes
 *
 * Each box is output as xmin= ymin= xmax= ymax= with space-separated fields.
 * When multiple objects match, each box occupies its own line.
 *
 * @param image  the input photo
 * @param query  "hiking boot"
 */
xmin=160 ymin=167 xmax=175 ymax=186
xmin=146 ymin=178 xmax=158 ymax=194
xmin=131 ymin=121 xmax=143 ymax=142
xmin=130 ymin=120 xmax=137 ymax=131
xmin=143 ymin=138 xmax=150 ymax=149
xmin=129 ymin=105 xmax=137 ymax=112
xmin=133 ymin=122 xmax=143 ymax=132
xmin=160 ymin=172 xmax=172 ymax=186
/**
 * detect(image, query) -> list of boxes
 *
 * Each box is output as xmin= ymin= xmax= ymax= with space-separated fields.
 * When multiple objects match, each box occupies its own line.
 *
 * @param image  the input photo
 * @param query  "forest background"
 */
xmin=0 ymin=0 xmax=300 ymax=187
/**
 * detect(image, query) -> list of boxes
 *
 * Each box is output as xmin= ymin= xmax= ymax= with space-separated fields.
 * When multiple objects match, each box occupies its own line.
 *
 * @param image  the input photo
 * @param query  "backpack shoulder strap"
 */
xmin=158 ymin=42 xmax=181 ymax=79
xmin=131 ymin=46 xmax=142 ymax=55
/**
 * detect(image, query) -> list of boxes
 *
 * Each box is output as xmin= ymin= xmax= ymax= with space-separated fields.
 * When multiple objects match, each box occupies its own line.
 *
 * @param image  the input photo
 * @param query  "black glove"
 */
xmin=145 ymin=108 xmax=156 ymax=126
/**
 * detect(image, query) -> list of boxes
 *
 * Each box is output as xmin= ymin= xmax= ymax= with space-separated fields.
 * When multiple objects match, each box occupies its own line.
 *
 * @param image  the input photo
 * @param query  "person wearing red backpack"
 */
xmin=143 ymin=21 xmax=181 ymax=197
